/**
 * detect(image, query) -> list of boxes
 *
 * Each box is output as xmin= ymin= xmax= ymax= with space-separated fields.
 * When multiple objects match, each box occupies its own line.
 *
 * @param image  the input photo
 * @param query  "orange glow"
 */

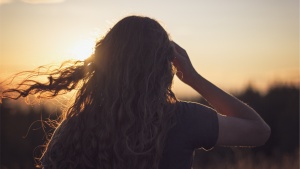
xmin=65 ymin=38 xmax=95 ymax=61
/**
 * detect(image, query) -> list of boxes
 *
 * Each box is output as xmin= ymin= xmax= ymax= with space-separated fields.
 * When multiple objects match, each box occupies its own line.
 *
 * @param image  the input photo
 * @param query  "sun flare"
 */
xmin=67 ymin=38 xmax=95 ymax=61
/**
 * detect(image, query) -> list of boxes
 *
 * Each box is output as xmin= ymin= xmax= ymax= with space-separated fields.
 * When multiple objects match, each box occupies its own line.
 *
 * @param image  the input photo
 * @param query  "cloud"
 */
xmin=0 ymin=0 xmax=66 ymax=5
xmin=21 ymin=0 xmax=66 ymax=4
xmin=0 ymin=0 xmax=13 ymax=5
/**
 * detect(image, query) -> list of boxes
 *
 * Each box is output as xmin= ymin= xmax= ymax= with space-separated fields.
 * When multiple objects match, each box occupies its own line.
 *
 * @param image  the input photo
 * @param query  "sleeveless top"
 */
xmin=159 ymin=101 xmax=219 ymax=169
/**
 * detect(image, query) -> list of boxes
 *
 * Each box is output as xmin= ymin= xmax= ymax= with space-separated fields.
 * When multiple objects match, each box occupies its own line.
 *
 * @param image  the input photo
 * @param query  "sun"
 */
xmin=67 ymin=38 xmax=95 ymax=61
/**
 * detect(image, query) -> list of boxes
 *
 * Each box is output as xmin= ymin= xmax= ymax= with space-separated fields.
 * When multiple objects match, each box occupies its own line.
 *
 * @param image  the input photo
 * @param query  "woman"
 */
xmin=2 ymin=16 xmax=270 ymax=169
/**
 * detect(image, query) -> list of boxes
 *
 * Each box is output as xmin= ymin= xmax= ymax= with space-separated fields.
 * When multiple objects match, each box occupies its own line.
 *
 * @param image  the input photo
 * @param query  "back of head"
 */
xmin=41 ymin=16 xmax=177 ymax=169
xmin=91 ymin=16 xmax=175 ymax=98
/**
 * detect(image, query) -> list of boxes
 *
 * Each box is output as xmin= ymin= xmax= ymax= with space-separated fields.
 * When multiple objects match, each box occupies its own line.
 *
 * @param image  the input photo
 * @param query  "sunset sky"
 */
xmin=0 ymin=0 xmax=298 ymax=97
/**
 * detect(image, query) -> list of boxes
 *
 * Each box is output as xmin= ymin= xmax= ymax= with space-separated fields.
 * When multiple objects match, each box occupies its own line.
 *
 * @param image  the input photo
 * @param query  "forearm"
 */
xmin=187 ymin=72 xmax=264 ymax=122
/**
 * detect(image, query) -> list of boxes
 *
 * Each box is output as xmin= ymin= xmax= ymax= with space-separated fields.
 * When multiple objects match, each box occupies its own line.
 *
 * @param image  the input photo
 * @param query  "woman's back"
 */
xmin=38 ymin=16 xmax=178 ymax=169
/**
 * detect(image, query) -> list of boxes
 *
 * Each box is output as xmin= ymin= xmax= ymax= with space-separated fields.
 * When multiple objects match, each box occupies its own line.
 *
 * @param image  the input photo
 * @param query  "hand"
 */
xmin=171 ymin=42 xmax=197 ymax=84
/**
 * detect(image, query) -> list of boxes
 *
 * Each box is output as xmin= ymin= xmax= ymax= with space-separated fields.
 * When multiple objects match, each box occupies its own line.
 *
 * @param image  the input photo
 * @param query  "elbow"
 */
xmin=255 ymin=124 xmax=271 ymax=146
xmin=263 ymin=124 xmax=271 ymax=145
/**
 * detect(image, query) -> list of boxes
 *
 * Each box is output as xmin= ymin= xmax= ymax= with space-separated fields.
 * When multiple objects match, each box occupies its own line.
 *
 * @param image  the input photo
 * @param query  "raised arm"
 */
xmin=172 ymin=42 xmax=271 ymax=147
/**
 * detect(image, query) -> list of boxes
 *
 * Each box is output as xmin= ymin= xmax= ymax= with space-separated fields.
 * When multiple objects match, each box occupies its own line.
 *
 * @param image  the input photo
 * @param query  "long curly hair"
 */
xmin=2 ymin=16 xmax=177 ymax=169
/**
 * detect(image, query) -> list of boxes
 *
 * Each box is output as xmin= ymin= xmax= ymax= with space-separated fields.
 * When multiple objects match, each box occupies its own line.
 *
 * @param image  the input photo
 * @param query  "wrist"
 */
xmin=183 ymin=70 xmax=199 ymax=86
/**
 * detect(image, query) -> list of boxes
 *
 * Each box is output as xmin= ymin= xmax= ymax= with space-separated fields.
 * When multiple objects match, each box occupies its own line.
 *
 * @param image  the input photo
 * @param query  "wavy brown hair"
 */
xmin=2 ymin=16 xmax=177 ymax=169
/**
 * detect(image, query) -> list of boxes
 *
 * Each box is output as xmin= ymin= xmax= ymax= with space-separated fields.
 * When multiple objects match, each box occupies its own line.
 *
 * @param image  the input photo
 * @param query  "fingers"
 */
xmin=172 ymin=42 xmax=184 ymax=53
xmin=171 ymin=41 xmax=189 ymax=60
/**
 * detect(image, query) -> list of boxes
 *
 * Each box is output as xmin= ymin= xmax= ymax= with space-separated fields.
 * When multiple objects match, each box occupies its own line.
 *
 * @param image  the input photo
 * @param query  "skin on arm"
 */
xmin=171 ymin=42 xmax=271 ymax=147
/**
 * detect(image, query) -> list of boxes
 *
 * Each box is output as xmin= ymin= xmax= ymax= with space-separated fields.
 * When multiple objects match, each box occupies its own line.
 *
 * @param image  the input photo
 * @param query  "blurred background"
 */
xmin=0 ymin=0 xmax=299 ymax=168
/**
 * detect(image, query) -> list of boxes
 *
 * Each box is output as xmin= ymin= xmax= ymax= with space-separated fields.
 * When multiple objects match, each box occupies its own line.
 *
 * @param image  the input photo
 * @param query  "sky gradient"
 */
xmin=0 ymin=0 xmax=299 ymax=97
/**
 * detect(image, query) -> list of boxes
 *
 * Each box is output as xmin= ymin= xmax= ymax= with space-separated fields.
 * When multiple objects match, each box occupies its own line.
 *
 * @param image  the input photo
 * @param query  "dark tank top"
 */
xmin=159 ymin=101 xmax=219 ymax=169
